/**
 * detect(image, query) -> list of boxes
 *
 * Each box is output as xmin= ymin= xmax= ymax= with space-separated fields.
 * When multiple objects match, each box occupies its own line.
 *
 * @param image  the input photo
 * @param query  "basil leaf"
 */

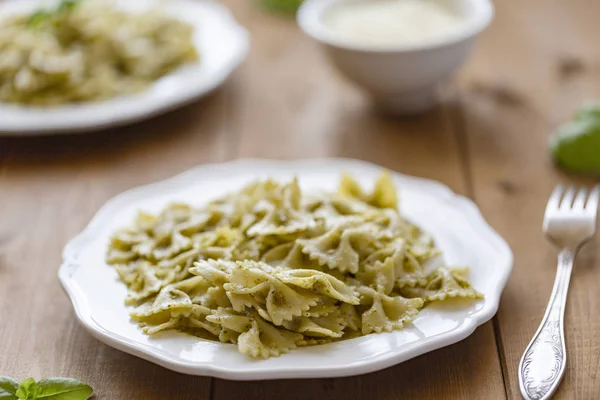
xmin=56 ymin=0 xmax=81 ymax=13
xmin=551 ymin=102 xmax=600 ymax=173
xmin=34 ymin=378 xmax=92 ymax=400
xmin=260 ymin=0 xmax=303 ymax=14
xmin=26 ymin=11 xmax=51 ymax=27
xmin=0 ymin=377 xmax=19 ymax=400
xmin=15 ymin=378 xmax=37 ymax=400
xmin=575 ymin=101 xmax=600 ymax=121
xmin=26 ymin=0 xmax=80 ymax=27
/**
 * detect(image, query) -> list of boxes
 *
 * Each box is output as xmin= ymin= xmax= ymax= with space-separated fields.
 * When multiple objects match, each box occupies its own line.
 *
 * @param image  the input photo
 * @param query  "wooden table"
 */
xmin=1 ymin=0 xmax=599 ymax=398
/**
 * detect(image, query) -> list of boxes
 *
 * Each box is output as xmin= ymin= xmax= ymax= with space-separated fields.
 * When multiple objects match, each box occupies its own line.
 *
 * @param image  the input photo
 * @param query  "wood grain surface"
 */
xmin=0 ymin=0 xmax=598 ymax=399
xmin=455 ymin=0 xmax=600 ymax=398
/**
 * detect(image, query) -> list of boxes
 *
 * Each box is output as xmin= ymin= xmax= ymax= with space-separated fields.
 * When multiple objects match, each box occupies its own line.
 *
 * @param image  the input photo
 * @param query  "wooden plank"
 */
xmin=457 ymin=0 xmax=600 ymax=398
xmin=0 ymin=90 xmax=235 ymax=399
xmin=213 ymin=1 xmax=506 ymax=399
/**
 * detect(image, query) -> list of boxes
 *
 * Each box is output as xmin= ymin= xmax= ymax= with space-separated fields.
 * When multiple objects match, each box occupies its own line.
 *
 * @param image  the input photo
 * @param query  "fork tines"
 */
xmin=547 ymin=185 xmax=600 ymax=214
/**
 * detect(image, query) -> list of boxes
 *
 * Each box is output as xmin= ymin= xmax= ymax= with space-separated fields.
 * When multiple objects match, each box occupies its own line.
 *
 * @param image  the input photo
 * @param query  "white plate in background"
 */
xmin=0 ymin=0 xmax=249 ymax=135
xmin=59 ymin=158 xmax=512 ymax=380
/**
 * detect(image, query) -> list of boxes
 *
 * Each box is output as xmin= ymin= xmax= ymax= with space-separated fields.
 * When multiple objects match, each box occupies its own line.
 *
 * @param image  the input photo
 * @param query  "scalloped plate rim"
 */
xmin=58 ymin=157 xmax=513 ymax=380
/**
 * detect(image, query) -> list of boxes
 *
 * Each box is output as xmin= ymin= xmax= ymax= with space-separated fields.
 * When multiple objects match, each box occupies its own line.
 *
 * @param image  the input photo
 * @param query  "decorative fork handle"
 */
xmin=519 ymin=249 xmax=575 ymax=400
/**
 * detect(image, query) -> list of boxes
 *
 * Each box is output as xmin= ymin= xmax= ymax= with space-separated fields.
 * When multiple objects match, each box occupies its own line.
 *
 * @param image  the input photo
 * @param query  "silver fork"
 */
xmin=519 ymin=185 xmax=599 ymax=400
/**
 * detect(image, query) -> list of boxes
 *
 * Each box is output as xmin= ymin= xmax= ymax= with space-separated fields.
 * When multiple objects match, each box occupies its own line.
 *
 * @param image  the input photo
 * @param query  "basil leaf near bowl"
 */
xmin=550 ymin=102 xmax=600 ymax=174
xmin=260 ymin=0 xmax=303 ymax=14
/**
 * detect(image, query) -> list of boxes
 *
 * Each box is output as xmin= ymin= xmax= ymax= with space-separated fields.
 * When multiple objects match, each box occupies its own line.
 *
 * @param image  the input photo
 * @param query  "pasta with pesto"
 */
xmin=106 ymin=171 xmax=482 ymax=358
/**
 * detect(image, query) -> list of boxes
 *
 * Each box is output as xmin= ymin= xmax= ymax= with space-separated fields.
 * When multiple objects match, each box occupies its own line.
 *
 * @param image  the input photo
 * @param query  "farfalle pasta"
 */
xmin=107 ymin=172 xmax=482 ymax=358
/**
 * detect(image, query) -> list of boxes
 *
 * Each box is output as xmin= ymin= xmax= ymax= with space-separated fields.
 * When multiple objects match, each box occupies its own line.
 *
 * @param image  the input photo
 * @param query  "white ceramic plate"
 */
xmin=59 ymin=158 xmax=512 ymax=380
xmin=0 ymin=0 xmax=249 ymax=135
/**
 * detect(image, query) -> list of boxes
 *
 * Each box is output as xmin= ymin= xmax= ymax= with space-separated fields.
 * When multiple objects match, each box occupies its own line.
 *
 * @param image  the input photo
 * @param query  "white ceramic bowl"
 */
xmin=298 ymin=0 xmax=494 ymax=114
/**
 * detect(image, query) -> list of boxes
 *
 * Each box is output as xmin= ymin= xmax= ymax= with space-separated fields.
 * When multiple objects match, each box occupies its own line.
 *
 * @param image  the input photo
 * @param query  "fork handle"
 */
xmin=519 ymin=249 xmax=575 ymax=400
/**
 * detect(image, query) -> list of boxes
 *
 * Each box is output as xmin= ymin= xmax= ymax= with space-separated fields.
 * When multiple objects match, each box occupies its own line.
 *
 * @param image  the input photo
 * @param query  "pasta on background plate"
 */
xmin=0 ymin=0 xmax=198 ymax=105
xmin=107 ymin=171 xmax=482 ymax=358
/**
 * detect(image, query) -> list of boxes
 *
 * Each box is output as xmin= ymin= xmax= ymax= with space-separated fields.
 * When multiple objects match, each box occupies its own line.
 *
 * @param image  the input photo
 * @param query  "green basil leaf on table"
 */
xmin=0 ymin=376 xmax=19 ymax=400
xmin=33 ymin=378 xmax=93 ymax=400
xmin=550 ymin=101 xmax=600 ymax=173
xmin=5 ymin=377 xmax=92 ymax=400
xmin=15 ymin=378 xmax=37 ymax=400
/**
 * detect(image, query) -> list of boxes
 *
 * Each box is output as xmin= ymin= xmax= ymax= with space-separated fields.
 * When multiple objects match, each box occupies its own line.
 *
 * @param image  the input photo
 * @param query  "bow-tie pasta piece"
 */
xmin=261 ymin=242 xmax=309 ymax=269
xmin=122 ymin=225 xmax=192 ymax=262
xmin=357 ymin=286 xmax=424 ymax=335
xmin=152 ymin=231 xmax=193 ymax=260
xmin=142 ymin=303 xmax=219 ymax=336
xmin=206 ymin=307 xmax=254 ymax=332
xmin=247 ymin=179 xmax=317 ymax=237
xmin=238 ymin=311 xmax=304 ymax=359
xmin=150 ymin=203 xmax=193 ymax=243
xmin=215 ymin=179 xmax=280 ymax=229
xmin=370 ymin=208 xmax=418 ymax=238
xmin=231 ymin=234 xmax=282 ymax=261
xmin=209 ymin=308 xmax=303 ymax=358
xmin=114 ymin=261 xmax=165 ymax=305
xmin=282 ymin=309 xmax=346 ymax=338
xmin=309 ymin=194 xmax=374 ymax=228
xmin=205 ymin=308 xmax=253 ymax=345
xmin=150 ymin=205 xmax=224 ymax=249
xmin=226 ymin=261 xmax=323 ymax=325
xmin=339 ymin=171 xmax=398 ymax=210
xmin=407 ymin=231 xmax=441 ymax=263
xmin=132 ymin=276 xmax=220 ymax=336
xmin=398 ymin=267 xmax=483 ymax=302
xmin=107 ymin=227 xmax=150 ymax=264
xmin=189 ymin=259 xmax=235 ymax=286
xmin=224 ymin=281 xmax=270 ymax=315
xmin=339 ymin=303 xmax=362 ymax=332
xmin=191 ymin=226 xmax=243 ymax=247
xmin=134 ymin=211 xmax=159 ymax=233
xmin=219 ymin=328 xmax=241 ymax=344
xmin=357 ymin=238 xmax=429 ymax=294
xmin=106 ymin=248 xmax=138 ymax=265
xmin=274 ymin=269 xmax=359 ymax=304
xmin=156 ymin=247 xmax=200 ymax=271
xmin=178 ymin=209 xmax=225 ymax=237
xmin=109 ymin=228 xmax=151 ymax=252
xmin=140 ymin=248 xmax=200 ymax=294
xmin=264 ymin=283 xmax=321 ymax=325
xmin=302 ymin=298 xmax=339 ymax=318
xmin=194 ymin=285 xmax=232 ymax=309
xmin=131 ymin=278 xmax=199 ymax=322
xmin=191 ymin=227 xmax=244 ymax=260
xmin=299 ymin=224 xmax=381 ymax=274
